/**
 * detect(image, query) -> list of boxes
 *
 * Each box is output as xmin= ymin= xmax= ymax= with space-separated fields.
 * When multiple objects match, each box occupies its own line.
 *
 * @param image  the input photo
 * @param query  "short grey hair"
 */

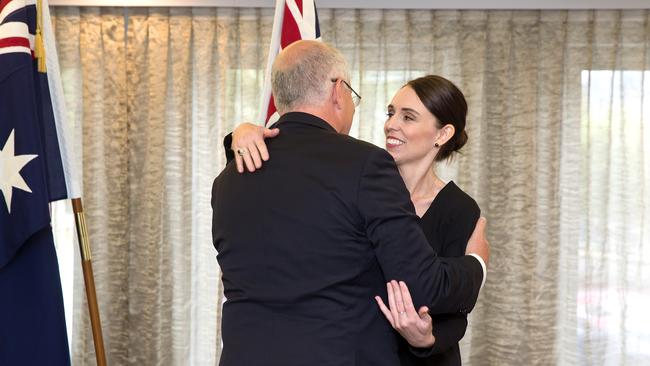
xmin=271 ymin=42 xmax=349 ymax=113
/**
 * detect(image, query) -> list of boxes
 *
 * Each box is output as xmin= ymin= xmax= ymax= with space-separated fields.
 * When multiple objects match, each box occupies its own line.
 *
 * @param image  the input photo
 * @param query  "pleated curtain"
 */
xmin=49 ymin=7 xmax=650 ymax=365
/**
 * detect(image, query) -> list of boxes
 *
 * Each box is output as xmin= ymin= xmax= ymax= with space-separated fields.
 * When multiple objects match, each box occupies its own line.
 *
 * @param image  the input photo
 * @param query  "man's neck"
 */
xmin=284 ymin=106 xmax=344 ymax=134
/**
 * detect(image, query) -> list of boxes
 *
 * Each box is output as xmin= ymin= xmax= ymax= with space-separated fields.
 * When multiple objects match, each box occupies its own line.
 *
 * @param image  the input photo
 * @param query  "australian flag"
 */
xmin=0 ymin=0 xmax=77 ymax=364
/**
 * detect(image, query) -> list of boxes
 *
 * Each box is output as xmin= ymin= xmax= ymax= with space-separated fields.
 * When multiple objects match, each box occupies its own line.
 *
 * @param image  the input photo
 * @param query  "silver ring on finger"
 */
xmin=236 ymin=148 xmax=248 ymax=157
xmin=399 ymin=311 xmax=407 ymax=316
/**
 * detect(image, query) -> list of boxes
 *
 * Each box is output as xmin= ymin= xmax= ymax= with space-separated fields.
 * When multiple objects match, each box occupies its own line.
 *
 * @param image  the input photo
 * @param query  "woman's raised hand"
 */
xmin=375 ymin=280 xmax=435 ymax=348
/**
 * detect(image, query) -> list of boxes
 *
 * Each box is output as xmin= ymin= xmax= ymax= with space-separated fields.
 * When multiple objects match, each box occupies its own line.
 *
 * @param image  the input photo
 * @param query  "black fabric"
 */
xmin=223 ymin=132 xmax=234 ymax=162
xmin=399 ymin=182 xmax=481 ymax=366
xmin=213 ymin=112 xmax=483 ymax=366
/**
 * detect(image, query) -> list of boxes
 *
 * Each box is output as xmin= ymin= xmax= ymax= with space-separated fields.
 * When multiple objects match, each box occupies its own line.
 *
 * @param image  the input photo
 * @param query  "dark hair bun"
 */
xmin=454 ymin=130 xmax=468 ymax=152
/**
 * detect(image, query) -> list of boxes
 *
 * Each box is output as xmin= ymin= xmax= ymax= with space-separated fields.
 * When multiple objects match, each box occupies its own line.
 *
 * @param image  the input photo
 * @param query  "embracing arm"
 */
xmin=375 ymin=182 xmax=484 ymax=353
xmin=359 ymin=148 xmax=487 ymax=315
xmin=425 ymin=198 xmax=481 ymax=353
xmin=428 ymin=314 xmax=468 ymax=354
xmin=424 ymin=193 xmax=481 ymax=353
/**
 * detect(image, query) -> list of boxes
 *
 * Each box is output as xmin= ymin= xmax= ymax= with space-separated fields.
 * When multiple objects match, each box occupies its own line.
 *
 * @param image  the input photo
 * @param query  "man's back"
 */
xmin=213 ymin=113 xmax=400 ymax=365
xmin=212 ymin=112 xmax=483 ymax=366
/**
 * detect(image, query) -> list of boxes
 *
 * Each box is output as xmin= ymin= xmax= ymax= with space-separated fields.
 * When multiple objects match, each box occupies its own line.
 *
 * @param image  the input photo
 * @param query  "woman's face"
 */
xmin=384 ymin=86 xmax=441 ymax=166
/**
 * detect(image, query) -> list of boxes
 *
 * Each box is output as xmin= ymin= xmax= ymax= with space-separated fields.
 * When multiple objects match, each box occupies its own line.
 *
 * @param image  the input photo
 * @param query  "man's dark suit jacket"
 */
xmin=212 ymin=112 xmax=483 ymax=366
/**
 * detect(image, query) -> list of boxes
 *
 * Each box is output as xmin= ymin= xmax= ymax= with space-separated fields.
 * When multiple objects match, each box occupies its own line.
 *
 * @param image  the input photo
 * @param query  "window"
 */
xmin=577 ymin=70 xmax=650 ymax=364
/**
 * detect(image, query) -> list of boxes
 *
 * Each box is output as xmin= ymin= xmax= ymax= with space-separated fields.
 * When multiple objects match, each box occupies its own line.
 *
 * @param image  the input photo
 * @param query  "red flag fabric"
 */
xmin=258 ymin=0 xmax=321 ymax=125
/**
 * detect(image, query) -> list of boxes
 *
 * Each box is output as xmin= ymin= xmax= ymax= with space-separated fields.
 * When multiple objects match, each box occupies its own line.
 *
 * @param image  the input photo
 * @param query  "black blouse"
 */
xmin=398 ymin=181 xmax=480 ymax=366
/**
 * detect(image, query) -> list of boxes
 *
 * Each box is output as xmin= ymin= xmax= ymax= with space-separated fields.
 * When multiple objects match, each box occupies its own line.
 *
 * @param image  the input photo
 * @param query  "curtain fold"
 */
xmin=50 ymin=7 xmax=650 ymax=365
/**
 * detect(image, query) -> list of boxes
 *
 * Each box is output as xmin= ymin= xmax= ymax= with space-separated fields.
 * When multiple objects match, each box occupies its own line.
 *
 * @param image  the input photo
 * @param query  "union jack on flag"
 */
xmin=258 ymin=0 xmax=321 ymax=125
xmin=0 ymin=0 xmax=34 ymax=56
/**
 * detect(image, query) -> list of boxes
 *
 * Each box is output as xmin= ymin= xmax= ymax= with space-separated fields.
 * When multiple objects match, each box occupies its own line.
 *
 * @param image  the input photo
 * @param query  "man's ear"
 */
xmin=331 ymin=80 xmax=344 ymax=111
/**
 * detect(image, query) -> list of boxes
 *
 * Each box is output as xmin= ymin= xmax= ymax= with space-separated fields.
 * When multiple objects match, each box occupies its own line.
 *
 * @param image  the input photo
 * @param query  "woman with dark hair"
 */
xmin=376 ymin=75 xmax=479 ymax=366
xmin=228 ymin=75 xmax=480 ymax=366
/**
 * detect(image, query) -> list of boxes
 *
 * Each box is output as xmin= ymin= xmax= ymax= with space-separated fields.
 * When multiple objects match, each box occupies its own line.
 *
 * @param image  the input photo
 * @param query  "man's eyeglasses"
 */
xmin=331 ymin=78 xmax=362 ymax=107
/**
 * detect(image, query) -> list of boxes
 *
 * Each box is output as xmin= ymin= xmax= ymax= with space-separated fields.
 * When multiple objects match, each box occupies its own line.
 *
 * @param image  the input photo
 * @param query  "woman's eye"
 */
xmin=386 ymin=112 xmax=394 ymax=118
xmin=404 ymin=115 xmax=414 ymax=121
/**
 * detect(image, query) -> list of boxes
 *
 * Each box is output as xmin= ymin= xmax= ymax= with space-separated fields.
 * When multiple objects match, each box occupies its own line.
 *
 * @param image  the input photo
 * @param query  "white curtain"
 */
xmin=50 ymin=7 xmax=650 ymax=365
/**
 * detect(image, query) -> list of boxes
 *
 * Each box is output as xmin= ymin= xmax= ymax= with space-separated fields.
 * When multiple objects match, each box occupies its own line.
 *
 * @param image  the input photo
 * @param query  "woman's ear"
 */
xmin=436 ymin=124 xmax=456 ymax=147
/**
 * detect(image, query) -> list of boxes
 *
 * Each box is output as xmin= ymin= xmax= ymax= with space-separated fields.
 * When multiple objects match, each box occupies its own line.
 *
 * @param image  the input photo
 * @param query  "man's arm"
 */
xmin=404 ymin=313 xmax=468 ymax=358
xmin=358 ymin=148 xmax=485 ymax=314
xmin=428 ymin=314 xmax=468 ymax=354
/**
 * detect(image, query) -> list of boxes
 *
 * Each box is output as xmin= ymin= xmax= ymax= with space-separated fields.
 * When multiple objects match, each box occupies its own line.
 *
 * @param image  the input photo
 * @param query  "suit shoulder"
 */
xmin=331 ymin=133 xmax=394 ymax=161
xmin=212 ymin=161 xmax=237 ymax=191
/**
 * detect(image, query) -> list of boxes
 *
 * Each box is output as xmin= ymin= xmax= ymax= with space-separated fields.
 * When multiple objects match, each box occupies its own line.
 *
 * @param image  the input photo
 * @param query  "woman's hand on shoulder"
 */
xmin=232 ymin=122 xmax=280 ymax=173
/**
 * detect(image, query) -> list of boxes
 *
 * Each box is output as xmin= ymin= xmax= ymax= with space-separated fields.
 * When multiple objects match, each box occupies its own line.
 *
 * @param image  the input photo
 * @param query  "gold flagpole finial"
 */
xmin=34 ymin=0 xmax=47 ymax=73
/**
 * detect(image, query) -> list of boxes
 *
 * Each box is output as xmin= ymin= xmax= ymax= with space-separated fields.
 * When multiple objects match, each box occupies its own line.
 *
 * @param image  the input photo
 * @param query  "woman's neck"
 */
xmin=398 ymin=159 xmax=446 ymax=202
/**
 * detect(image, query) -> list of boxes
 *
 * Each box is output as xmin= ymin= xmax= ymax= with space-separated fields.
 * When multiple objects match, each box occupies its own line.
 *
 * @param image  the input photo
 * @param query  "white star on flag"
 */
xmin=0 ymin=130 xmax=37 ymax=214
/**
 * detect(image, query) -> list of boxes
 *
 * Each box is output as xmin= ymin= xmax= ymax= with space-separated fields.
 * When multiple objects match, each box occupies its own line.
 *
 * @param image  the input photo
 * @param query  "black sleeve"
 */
xmin=421 ymin=191 xmax=480 ymax=356
xmin=357 ymin=148 xmax=483 ymax=315
xmin=429 ymin=313 xmax=468 ymax=354
xmin=406 ymin=313 xmax=468 ymax=358
xmin=223 ymin=132 xmax=234 ymax=163
xmin=441 ymin=196 xmax=481 ymax=257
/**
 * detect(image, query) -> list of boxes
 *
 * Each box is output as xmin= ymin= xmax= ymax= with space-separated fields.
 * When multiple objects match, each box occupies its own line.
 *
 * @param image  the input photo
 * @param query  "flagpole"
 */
xmin=257 ymin=0 xmax=285 ymax=124
xmin=34 ymin=0 xmax=105 ymax=362
xmin=71 ymin=198 xmax=107 ymax=366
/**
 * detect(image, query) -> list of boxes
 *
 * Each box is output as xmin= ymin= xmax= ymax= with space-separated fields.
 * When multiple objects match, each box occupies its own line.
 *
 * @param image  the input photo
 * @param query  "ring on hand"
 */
xmin=399 ymin=311 xmax=407 ymax=316
xmin=236 ymin=148 xmax=247 ymax=157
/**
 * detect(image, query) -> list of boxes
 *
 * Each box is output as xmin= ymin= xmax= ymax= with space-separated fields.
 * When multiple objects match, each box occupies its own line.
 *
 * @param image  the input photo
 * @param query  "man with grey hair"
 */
xmin=212 ymin=40 xmax=488 ymax=366
xmin=271 ymin=41 xmax=350 ymax=118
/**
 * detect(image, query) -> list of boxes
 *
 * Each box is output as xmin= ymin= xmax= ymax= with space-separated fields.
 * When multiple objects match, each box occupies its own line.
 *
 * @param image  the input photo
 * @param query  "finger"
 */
xmin=399 ymin=281 xmax=418 ymax=317
xmin=418 ymin=306 xmax=433 ymax=333
xmin=375 ymin=296 xmax=395 ymax=327
xmin=234 ymin=151 xmax=244 ymax=174
xmin=255 ymin=137 xmax=271 ymax=162
xmin=390 ymin=281 xmax=407 ymax=329
xmin=417 ymin=306 xmax=431 ymax=321
xmin=386 ymin=282 xmax=401 ymax=327
xmin=417 ymin=306 xmax=429 ymax=317
xmin=392 ymin=280 xmax=406 ymax=314
xmin=241 ymin=150 xmax=256 ymax=172
xmin=263 ymin=128 xmax=280 ymax=138
xmin=248 ymin=142 xmax=263 ymax=169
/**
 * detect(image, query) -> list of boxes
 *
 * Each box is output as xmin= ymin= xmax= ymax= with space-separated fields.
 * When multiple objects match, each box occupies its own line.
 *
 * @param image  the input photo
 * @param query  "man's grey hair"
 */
xmin=271 ymin=42 xmax=349 ymax=113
